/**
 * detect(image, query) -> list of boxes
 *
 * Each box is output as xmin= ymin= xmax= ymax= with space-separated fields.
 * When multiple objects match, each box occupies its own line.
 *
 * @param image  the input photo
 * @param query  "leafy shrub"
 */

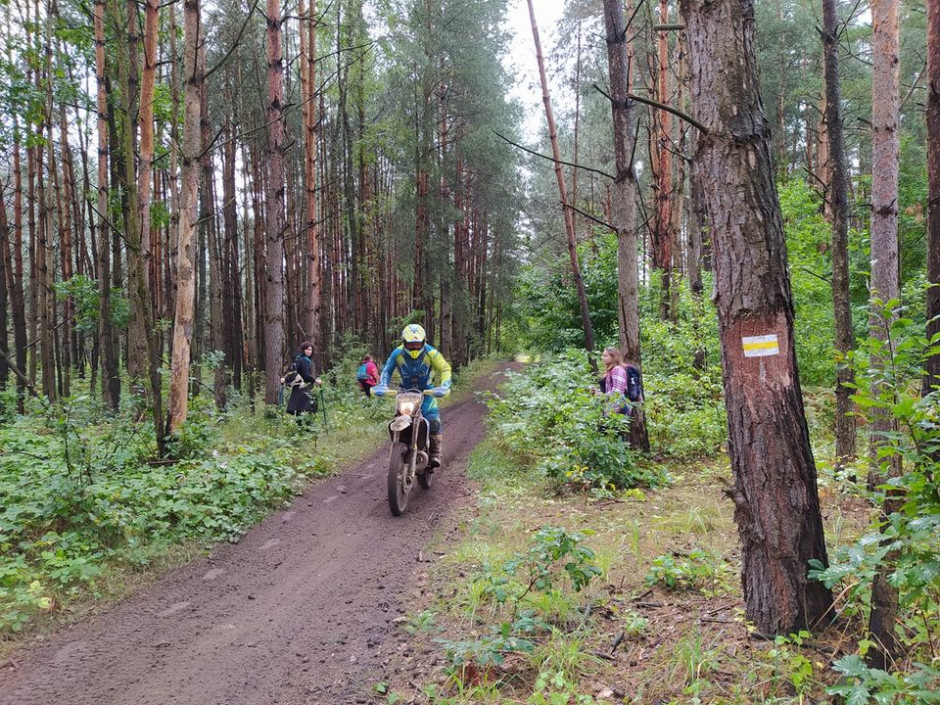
xmin=808 ymin=301 xmax=940 ymax=698
xmin=440 ymin=527 xmax=601 ymax=671
xmin=487 ymin=352 xmax=664 ymax=491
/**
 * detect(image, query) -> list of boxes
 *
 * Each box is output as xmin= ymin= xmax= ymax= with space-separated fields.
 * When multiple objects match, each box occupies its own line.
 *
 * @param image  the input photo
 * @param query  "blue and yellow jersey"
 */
xmin=379 ymin=344 xmax=452 ymax=391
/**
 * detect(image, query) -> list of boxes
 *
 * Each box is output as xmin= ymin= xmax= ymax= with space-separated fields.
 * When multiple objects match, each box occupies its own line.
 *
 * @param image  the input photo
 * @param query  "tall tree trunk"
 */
xmin=114 ymin=0 xmax=165 ymax=453
xmin=264 ymin=0 xmax=287 ymax=403
xmin=823 ymin=0 xmax=856 ymax=467
xmin=679 ymin=0 xmax=833 ymax=635
xmin=0 ymin=187 xmax=9 ymax=391
xmin=167 ymin=0 xmax=202 ymax=434
xmin=925 ymin=0 xmax=940 ymax=390
xmin=302 ymin=0 xmax=321 ymax=353
xmin=602 ymin=0 xmax=650 ymax=452
xmin=94 ymin=0 xmax=120 ymax=410
xmin=138 ymin=0 xmax=159 ymax=310
xmin=653 ymin=0 xmax=674 ymax=321
xmin=867 ymin=0 xmax=902 ymax=671
xmin=526 ymin=0 xmax=595 ymax=364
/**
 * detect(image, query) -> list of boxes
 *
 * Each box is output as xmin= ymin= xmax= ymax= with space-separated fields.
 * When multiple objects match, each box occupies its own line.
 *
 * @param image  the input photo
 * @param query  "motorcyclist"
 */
xmin=372 ymin=324 xmax=452 ymax=469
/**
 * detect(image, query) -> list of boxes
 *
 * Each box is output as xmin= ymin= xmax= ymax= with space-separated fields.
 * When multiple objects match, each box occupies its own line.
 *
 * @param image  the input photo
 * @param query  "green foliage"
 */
xmin=53 ymin=276 xmax=129 ymax=334
xmin=439 ymin=527 xmax=600 ymax=673
xmin=645 ymin=548 xmax=731 ymax=595
xmin=487 ymin=352 xmax=665 ymax=491
xmin=808 ymin=301 xmax=940 ymax=696
xmin=0 ymin=374 xmax=384 ymax=633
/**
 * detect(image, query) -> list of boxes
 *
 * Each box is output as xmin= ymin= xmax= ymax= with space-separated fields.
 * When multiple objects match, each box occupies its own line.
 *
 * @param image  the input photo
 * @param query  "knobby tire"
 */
xmin=387 ymin=441 xmax=409 ymax=516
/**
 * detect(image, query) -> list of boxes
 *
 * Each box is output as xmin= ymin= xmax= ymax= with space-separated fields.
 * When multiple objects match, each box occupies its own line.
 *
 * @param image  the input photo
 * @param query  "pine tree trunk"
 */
xmin=167 ymin=0 xmax=202 ymax=435
xmin=94 ymin=0 xmax=120 ymax=410
xmin=526 ymin=0 xmax=595 ymax=363
xmin=822 ymin=0 xmax=856 ymax=467
xmin=653 ymin=0 xmax=674 ymax=322
xmin=302 ymin=0 xmax=321 ymax=352
xmin=0 ymin=188 xmax=9 ymax=391
xmin=602 ymin=0 xmax=650 ymax=451
xmin=679 ymin=0 xmax=833 ymax=635
xmin=867 ymin=0 xmax=902 ymax=670
xmin=263 ymin=0 xmax=287 ymax=403
xmin=925 ymin=0 xmax=940 ymax=390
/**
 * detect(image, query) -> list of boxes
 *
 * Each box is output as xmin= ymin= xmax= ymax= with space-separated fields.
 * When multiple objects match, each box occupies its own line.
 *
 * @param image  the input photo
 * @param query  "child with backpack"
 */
xmin=356 ymin=354 xmax=380 ymax=396
xmin=598 ymin=346 xmax=643 ymax=417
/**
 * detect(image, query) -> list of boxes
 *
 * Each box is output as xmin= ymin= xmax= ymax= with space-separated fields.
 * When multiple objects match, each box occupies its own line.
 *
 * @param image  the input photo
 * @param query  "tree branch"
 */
xmin=593 ymin=84 xmax=708 ymax=134
xmin=492 ymin=130 xmax=615 ymax=181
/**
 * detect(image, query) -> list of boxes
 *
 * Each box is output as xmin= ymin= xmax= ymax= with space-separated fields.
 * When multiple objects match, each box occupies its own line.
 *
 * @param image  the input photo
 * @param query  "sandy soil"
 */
xmin=0 ymin=382 xmax=499 ymax=705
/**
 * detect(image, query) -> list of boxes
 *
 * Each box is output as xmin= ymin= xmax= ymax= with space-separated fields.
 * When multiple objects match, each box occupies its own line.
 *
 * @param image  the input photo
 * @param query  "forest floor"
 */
xmin=0 ymin=365 xmax=872 ymax=705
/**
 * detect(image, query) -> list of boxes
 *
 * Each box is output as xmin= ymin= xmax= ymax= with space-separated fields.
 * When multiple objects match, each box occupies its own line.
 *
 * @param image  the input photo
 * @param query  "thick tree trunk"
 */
xmin=926 ymin=0 xmax=940 ymax=390
xmin=602 ymin=0 xmax=650 ymax=452
xmin=94 ymin=0 xmax=120 ymax=410
xmin=679 ymin=0 xmax=833 ymax=635
xmin=822 ymin=0 xmax=856 ymax=467
xmin=264 ymin=0 xmax=287 ymax=404
xmin=867 ymin=0 xmax=902 ymax=671
xmin=167 ymin=0 xmax=202 ymax=435
xmin=526 ymin=0 xmax=595 ymax=363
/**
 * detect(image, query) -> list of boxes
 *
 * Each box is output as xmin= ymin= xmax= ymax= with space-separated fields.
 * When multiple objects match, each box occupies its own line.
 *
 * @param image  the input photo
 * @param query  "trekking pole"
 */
xmin=319 ymin=387 xmax=328 ymax=431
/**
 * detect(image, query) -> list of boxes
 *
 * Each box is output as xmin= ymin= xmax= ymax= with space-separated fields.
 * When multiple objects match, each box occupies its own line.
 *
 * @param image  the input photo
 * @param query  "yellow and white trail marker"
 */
xmin=742 ymin=334 xmax=780 ymax=358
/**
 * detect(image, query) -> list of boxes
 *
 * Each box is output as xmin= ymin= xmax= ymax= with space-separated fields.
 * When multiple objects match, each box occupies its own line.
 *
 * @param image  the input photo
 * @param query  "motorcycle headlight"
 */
xmin=398 ymin=400 xmax=416 ymax=416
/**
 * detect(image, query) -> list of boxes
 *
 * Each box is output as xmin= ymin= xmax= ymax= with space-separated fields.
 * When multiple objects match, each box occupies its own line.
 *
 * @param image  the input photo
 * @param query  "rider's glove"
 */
xmin=431 ymin=386 xmax=449 ymax=398
xmin=372 ymin=385 xmax=388 ymax=397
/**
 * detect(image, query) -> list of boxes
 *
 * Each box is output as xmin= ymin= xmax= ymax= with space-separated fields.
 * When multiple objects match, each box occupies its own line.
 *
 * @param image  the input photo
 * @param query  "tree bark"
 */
xmin=264 ymin=0 xmax=287 ymax=404
xmin=925 ymin=0 xmax=940 ymax=390
xmin=526 ymin=0 xmax=596 ymax=363
xmin=94 ymin=0 xmax=120 ymax=410
xmin=302 ymin=0 xmax=321 ymax=353
xmin=867 ymin=0 xmax=902 ymax=671
xmin=679 ymin=0 xmax=833 ymax=635
xmin=602 ymin=0 xmax=649 ymax=452
xmin=653 ymin=0 xmax=674 ymax=321
xmin=167 ymin=0 xmax=202 ymax=435
xmin=823 ymin=0 xmax=856 ymax=467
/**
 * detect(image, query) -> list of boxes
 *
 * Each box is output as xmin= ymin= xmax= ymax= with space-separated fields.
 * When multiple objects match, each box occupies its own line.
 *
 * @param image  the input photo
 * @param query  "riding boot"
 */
xmin=428 ymin=434 xmax=443 ymax=470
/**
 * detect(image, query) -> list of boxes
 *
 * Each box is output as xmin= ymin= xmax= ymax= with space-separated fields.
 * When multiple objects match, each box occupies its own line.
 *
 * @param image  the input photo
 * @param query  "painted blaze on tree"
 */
xmin=679 ymin=0 xmax=833 ymax=634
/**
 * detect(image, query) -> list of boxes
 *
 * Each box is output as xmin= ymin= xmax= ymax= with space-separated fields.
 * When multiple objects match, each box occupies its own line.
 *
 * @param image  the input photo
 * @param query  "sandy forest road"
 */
xmin=0 ymin=371 xmax=510 ymax=705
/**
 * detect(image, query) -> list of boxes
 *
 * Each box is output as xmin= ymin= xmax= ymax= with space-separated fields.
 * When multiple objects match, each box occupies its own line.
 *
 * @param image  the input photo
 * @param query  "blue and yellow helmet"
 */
xmin=402 ymin=324 xmax=427 ymax=359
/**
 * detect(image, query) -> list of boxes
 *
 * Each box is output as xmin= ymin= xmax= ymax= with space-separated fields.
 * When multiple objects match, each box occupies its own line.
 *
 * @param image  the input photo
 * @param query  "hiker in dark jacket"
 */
xmin=286 ymin=342 xmax=322 ymax=419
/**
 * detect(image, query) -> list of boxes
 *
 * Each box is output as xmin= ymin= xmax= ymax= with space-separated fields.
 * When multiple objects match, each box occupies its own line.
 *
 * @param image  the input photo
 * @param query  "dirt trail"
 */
xmin=0 ymin=378 xmax=503 ymax=705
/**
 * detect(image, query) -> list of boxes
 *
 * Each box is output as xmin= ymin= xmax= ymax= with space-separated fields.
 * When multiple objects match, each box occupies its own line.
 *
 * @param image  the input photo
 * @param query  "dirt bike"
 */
xmin=381 ymin=388 xmax=436 ymax=516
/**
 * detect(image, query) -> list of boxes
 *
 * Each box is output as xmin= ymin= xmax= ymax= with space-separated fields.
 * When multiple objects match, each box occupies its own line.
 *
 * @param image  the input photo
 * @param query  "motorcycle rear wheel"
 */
xmin=387 ymin=442 xmax=410 ymax=516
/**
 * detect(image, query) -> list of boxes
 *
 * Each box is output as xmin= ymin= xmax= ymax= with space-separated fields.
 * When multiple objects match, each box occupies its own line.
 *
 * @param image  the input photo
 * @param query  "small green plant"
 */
xmin=645 ymin=548 xmax=730 ymax=594
xmin=767 ymin=631 xmax=817 ymax=698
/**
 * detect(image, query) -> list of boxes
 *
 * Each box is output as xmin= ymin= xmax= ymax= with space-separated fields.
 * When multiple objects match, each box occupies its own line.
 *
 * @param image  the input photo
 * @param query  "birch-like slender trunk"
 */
xmin=526 ymin=0 xmax=595 ymax=363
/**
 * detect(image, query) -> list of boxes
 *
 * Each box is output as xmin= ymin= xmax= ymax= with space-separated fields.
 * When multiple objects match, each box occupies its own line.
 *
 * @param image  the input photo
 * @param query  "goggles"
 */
xmin=404 ymin=341 xmax=424 ymax=351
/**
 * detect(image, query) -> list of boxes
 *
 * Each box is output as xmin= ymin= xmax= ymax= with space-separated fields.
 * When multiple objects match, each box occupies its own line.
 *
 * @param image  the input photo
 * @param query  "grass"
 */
xmin=382 ymin=433 xmax=873 ymax=705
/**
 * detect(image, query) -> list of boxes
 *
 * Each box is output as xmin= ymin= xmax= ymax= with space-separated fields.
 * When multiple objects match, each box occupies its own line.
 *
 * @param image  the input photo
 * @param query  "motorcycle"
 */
xmin=382 ymin=389 xmax=436 ymax=516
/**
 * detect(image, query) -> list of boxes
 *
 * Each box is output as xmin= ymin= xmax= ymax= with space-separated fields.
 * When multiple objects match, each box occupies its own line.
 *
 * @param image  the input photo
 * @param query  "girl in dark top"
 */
xmin=286 ymin=342 xmax=322 ymax=419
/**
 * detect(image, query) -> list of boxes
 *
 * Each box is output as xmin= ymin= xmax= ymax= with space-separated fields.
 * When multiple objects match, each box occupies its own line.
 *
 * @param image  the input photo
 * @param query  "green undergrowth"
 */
xmin=382 ymin=434 xmax=877 ymax=704
xmin=0 ymin=355 xmax=498 ymax=643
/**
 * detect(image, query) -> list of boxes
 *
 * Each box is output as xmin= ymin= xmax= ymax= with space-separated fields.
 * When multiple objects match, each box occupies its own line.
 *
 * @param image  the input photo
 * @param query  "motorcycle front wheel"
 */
xmin=387 ymin=441 xmax=411 ymax=516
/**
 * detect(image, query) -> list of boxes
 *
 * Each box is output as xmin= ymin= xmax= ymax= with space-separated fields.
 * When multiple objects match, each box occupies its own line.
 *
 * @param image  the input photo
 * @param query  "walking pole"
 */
xmin=319 ymin=387 xmax=328 ymax=431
